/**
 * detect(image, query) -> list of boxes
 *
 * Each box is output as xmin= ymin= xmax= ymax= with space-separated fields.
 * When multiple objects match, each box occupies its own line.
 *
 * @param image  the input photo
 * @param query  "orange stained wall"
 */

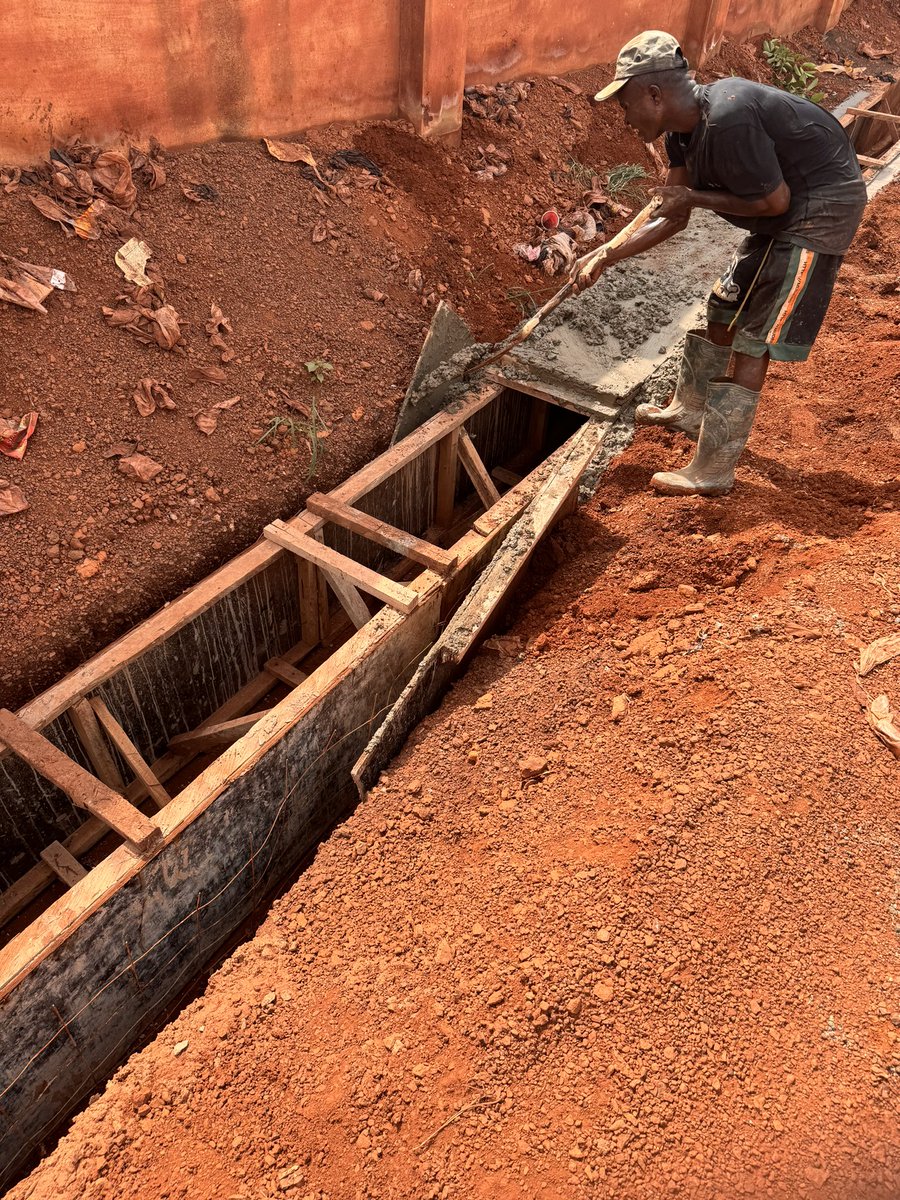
xmin=464 ymin=0 xmax=696 ymax=81
xmin=0 ymin=0 xmax=851 ymax=164
xmin=1 ymin=0 xmax=401 ymax=163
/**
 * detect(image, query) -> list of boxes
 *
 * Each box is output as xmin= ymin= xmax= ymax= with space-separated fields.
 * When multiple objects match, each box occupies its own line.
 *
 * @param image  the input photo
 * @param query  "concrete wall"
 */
xmin=0 ymin=0 xmax=852 ymax=163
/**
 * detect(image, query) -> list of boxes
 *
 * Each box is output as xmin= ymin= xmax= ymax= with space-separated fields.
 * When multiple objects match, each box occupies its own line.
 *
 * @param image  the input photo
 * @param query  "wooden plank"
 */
xmin=399 ymin=0 xmax=468 ymax=141
xmin=440 ymin=422 xmax=607 ymax=664
xmin=167 ymin=710 xmax=272 ymax=754
xmin=526 ymin=394 xmax=549 ymax=458
xmin=0 ymin=639 xmax=313 ymax=931
xmin=15 ymin=383 xmax=500 ymax=734
xmin=297 ymin=557 xmax=323 ymax=647
xmin=39 ymin=841 xmax=87 ymax=888
xmin=846 ymin=107 xmax=900 ymax=124
xmin=435 ymin=428 xmax=460 ymax=528
xmin=492 ymin=466 xmax=523 ymax=487
xmin=88 ymin=698 xmax=171 ymax=811
xmin=456 ymin=428 xmax=501 ymax=507
xmin=264 ymin=657 xmax=308 ymax=688
xmin=68 ymin=698 xmax=126 ymax=791
xmin=352 ymin=421 xmax=608 ymax=796
xmin=0 ymin=710 xmax=161 ymax=855
xmin=484 ymin=369 xmax=620 ymax=421
xmin=306 ymin=493 xmax=458 ymax=574
xmin=264 ymin=520 xmax=420 ymax=616
xmin=857 ymin=153 xmax=887 ymax=168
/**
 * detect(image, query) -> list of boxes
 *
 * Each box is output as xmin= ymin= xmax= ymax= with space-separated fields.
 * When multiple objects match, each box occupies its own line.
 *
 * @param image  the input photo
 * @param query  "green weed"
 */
xmin=763 ymin=39 xmax=824 ymax=104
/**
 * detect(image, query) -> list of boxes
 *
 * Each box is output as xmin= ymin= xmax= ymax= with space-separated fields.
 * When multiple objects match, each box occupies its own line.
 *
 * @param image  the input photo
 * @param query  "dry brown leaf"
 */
xmin=866 ymin=693 xmax=900 ymax=759
xmin=214 ymin=395 xmax=241 ymax=411
xmin=118 ymin=453 xmax=163 ymax=482
xmin=102 ymin=441 xmax=137 ymax=459
xmin=264 ymin=138 xmax=320 ymax=172
xmin=188 ymin=364 xmax=228 ymax=385
xmin=133 ymin=378 xmax=175 ymax=417
xmin=857 ymin=632 xmax=900 ymax=677
xmin=150 ymin=304 xmax=184 ymax=350
xmin=858 ymin=42 xmax=893 ymax=58
xmin=30 ymin=193 xmax=76 ymax=232
xmin=351 ymin=406 xmax=364 ymax=422
xmin=146 ymin=159 xmax=167 ymax=190
xmin=219 ymin=346 xmax=235 ymax=363
xmin=0 ymin=483 xmax=28 ymax=516
xmin=194 ymin=411 xmax=218 ymax=436
xmin=311 ymin=221 xmax=327 ymax=243
xmin=92 ymin=150 xmax=137 ymax=211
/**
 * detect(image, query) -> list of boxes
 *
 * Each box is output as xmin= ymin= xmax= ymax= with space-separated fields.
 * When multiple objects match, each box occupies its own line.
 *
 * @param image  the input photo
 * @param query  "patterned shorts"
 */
xmin=707 ymin=234 xmax=843 ymax=362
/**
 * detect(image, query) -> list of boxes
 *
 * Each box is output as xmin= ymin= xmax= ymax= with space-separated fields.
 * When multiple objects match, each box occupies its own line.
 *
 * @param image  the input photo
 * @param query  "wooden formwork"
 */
xmin=0 ymin=379 xmax=608 ymax=1188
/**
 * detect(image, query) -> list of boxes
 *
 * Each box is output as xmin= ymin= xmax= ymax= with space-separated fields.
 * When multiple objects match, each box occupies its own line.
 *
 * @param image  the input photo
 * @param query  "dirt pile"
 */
xmin=10 ymin=169 xmax=900 ymax=1200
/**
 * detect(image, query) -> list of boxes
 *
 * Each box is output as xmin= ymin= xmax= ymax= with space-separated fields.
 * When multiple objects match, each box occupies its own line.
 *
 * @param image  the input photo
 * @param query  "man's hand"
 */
xmin=651 ymin=185 xmax=695 ymax=222
xmin=569 ymin=251 xmax=609 ymax=295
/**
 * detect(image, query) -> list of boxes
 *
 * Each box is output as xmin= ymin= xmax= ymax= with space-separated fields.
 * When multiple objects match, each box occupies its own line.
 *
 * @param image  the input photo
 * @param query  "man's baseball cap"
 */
xmin=594 ymin=31 xmax=689 ymax=102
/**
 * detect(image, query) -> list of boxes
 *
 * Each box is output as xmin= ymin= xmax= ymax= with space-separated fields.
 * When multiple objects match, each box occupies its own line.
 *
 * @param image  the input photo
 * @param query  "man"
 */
xmin=577 ymin=31 xmax=866 ymax=496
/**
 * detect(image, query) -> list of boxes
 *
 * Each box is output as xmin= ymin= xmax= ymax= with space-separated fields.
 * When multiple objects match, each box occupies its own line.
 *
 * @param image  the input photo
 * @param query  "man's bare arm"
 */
xmin=653 ymin=179 xmax=791 ymax=221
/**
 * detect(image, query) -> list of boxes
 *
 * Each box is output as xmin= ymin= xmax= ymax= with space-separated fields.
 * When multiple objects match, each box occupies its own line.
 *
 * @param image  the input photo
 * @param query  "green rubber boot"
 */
xmin=650 ymin=381 xmax=761 ymax=497
xmin=635 ymin=331 xmax=732 ymax=441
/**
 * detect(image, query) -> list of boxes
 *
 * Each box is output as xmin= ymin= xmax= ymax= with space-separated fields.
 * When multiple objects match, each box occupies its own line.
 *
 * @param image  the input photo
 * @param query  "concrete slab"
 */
xmin=498 ymin=210 xmax=743 ymax=412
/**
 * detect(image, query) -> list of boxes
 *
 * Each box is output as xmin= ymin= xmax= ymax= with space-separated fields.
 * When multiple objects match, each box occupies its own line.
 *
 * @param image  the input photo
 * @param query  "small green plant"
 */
xmin=763 ymin=39 xmax=824 ymax=104
xmin=566 ymin=157 xmax=596 ymax=187
xmin=305 ymin=359 xmax=333 ymax=384
xmin=605 ymin=162 xmax=649 ymax=199
xmin=257 ymin=414 xmax=306 ymax=448
xmin=257 ymin=396 xmax=328 ymax=479
xmin=506 ymin=287 xmax=537 ymax=318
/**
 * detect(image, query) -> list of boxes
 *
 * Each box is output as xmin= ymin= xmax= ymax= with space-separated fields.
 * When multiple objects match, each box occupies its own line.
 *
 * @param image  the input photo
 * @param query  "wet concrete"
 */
xmin=501 ymin=209 xmax=743 ymax=410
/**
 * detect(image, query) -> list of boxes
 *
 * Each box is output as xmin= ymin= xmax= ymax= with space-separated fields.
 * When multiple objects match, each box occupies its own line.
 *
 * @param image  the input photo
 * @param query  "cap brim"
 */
xmin=594 ymin=77 xmax=628 ymax=102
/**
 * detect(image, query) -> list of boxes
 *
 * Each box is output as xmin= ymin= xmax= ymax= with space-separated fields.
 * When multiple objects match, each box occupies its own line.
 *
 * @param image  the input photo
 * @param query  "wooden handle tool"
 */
xmin=466 ymin=195 xmax=663 ymax=376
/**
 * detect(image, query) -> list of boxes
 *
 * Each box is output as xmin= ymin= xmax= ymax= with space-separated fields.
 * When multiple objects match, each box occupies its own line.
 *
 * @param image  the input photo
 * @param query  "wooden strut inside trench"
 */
xmin=0 ymin=379 xmax=604 ymax=933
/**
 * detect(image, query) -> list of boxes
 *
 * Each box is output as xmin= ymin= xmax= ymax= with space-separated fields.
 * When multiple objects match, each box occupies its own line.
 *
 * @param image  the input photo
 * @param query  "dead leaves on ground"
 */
xmin=118 ymin=453 xmax=164 ymax=483
xmin=205 ymin=302 xmax=234 ymax=362
xmin=854 ymin=632 xmax=900 ymax=760
xmin=0 ymin=481 xmax=28 ymax=517
xmin=103 ymin=286 xmax=185 ymax=351
xmin=133 ymin=378 xmax=176 ymax=417
xmin=194 ymin=395 xmax=241 ymax=436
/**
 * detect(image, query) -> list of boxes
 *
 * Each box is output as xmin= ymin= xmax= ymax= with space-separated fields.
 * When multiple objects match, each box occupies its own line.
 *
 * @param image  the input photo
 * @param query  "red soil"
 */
xmin=9 ymin=129 xmax=900 ymax=1200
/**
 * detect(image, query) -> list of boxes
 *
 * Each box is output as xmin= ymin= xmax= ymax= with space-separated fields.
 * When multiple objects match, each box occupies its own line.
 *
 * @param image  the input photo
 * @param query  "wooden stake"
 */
xmin=40 ymin=841 xmax=88 ymax=888
xmin=456 ymin=429 xmax=501 ymax=508
xmin=88 ymin=698 xmax=171 ymax=811
xmin=435 ymin=428 xmax=460 ymax=528
xmin=0 ymin=709 xmax=161 ymax=854
xmin=69 ymin=698 xmax=126 ymax=791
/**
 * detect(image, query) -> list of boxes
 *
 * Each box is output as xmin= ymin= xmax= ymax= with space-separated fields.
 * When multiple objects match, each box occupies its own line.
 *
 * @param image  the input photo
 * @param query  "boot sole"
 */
xmin=650 ymin=476 xmax=733 ymax=497
xmin=634 ymin=411 xmax=700 ymax=441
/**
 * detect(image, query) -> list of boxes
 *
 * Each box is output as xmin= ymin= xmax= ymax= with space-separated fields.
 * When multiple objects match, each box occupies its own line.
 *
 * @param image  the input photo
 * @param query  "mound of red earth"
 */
xmin=10 ymin=172 xmax=900 ymax=1200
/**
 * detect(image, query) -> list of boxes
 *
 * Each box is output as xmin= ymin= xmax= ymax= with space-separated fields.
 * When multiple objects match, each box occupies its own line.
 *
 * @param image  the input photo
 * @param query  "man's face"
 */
xmin=617 ymin=79 xmax=665 ymax=142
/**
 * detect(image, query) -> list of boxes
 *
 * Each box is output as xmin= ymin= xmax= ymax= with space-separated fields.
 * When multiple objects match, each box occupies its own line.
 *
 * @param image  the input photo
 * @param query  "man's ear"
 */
xmin=648 ymin=84 xmax=663 ymax=107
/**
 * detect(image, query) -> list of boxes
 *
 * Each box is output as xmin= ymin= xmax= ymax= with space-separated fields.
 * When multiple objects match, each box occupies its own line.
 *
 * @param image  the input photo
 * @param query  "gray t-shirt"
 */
xmin=666 ymin=79 xmax=867 ymax=255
